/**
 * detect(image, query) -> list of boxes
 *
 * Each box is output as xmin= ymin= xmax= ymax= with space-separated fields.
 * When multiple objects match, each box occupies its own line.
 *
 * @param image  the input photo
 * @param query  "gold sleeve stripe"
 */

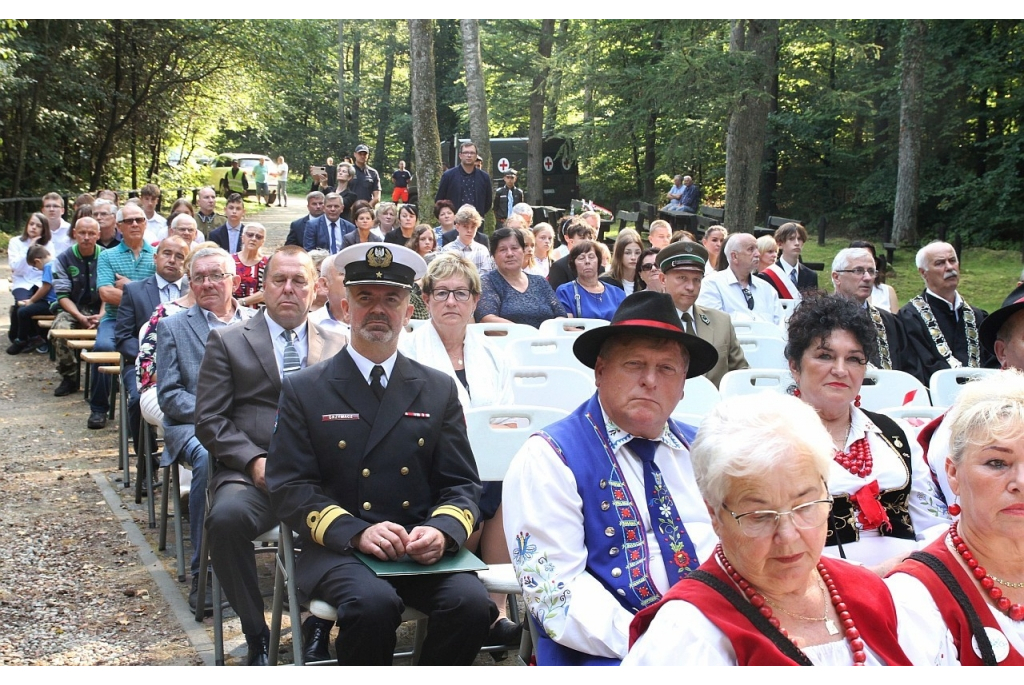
xmin=431 ymin=505 xmax=475 ymax=537
xmin=305 ymin=505 xmax=348 ymax=545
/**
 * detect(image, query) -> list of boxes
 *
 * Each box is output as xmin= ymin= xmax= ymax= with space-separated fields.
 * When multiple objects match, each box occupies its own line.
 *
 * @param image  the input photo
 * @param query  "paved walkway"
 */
xmin=245 ymin=201 xmax=299 ymax=249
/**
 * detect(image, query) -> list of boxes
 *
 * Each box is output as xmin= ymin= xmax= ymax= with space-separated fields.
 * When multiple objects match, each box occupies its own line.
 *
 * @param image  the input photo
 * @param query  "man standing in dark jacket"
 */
xmin=435 ymin=140 xmax=492 ymax=218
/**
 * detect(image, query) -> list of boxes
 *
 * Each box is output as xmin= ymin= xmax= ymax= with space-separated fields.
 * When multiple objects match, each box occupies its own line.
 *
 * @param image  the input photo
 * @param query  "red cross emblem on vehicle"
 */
xmin=497 ymin=157 xmax=510 ymax=172
xmin=543 ymin=156 xmax=554 ymax=172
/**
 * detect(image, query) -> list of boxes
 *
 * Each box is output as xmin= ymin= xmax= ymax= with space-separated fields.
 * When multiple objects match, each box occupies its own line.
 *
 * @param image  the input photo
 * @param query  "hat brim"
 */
xmin=573 ymin=324 xmax=720 ymax=379
xmin=343 ymin=277 xmax=413 ymax=290
xmin=979 ymin=302 xmax=1024 ymax=354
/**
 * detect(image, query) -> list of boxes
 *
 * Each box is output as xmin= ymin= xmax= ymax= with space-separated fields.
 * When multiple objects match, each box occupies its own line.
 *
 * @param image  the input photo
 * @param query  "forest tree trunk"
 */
xmin=409 ymin=20 xmax=444 ymax=207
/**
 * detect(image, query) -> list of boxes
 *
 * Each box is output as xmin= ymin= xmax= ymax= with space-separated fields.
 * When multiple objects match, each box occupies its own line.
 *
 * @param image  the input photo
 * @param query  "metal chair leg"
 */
xmin=158 ymin=464 xmax=170 ymax=550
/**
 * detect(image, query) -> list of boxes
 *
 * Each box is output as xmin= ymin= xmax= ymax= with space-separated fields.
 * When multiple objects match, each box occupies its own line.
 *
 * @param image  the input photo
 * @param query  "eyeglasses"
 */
xmin=724 ymin=497 xmax=834 ymax=538
xmin=640 ymin=263 xmax=661 ymax=272
xmin=430 ymin=289 xmax=472 ymax=302
xmin=93 ymin=212 xmax=112 ymax=218
xmin=191 ymin=272 xmax=233 ymax=285
xmin=835 ymin=267 xmax=878 ymax=278
xmin=243 ymin=232 xmax=265 ymax=240
xmin=120 ymin=217 xmax=146 ymax=225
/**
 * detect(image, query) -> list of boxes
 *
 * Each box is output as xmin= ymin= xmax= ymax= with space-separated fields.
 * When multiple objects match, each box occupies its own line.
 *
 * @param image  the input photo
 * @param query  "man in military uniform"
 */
xmin=266 ymin=242 xmax=494 ymax=666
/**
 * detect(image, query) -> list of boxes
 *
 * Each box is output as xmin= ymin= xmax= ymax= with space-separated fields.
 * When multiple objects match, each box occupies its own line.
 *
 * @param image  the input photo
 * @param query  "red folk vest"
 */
xmin=630 ymin=555 xmax=912 ymax=665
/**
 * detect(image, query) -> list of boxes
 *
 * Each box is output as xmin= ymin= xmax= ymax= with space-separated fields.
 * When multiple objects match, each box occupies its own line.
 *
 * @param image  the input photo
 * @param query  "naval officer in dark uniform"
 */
xmin=266 ymin=242 xmax=494 ymax=665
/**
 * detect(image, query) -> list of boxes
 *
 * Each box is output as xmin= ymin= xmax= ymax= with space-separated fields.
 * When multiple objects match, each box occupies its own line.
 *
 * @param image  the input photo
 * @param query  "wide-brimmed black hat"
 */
xmin=573 ymin=290 xmax=719 ymax=377
xmin=980 ymin=283 xmax=1024 ymax=353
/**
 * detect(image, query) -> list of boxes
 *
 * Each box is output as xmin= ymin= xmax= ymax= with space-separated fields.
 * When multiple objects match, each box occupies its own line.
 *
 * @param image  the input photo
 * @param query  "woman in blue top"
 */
xmin=555 ymin=239 xmax=626 ymax=321
xmin=475 ymin=227 xmax=566 ymax=328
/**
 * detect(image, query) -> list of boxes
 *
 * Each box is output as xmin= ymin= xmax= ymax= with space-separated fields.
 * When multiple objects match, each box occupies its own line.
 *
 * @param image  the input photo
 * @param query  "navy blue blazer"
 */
xmin=115 ymin=275 xmax=161 ymax=360
xmin=303 ymin=215 xmax=356 ymax=253
xmin=210 ymin=223 xmax=244 ymax=253
xmin=285 ymin=215 xmax=310 ymax=246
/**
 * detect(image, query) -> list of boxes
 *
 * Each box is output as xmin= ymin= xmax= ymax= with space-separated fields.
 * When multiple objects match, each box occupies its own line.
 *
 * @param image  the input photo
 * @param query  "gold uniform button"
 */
xmin=362 ymin=502 xmax=371 ymax=511
xmin=337 ymin=440 xmax=347 ymax=449
xmin=400 ymin=467 xmax=410 ymax=476
xmin=402 ymin=501 xmax=410 ymax=509
xmin=417 ymin=438 xmax=425 ymax=447
xmin=361 ymin=468 xmax=370 ymax=478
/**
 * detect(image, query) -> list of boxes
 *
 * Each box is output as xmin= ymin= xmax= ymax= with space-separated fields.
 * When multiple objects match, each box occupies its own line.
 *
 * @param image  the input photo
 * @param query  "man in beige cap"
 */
xmin=658 ymin=240 xmax=747 ymax=387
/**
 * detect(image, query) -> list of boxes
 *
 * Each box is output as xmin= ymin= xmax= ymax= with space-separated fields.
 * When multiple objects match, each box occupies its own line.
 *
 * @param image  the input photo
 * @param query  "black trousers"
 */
xmin=206 ymin=481 xmax=277 ymax=637
xmin=314 ymin=555 xmax=496 ymax=665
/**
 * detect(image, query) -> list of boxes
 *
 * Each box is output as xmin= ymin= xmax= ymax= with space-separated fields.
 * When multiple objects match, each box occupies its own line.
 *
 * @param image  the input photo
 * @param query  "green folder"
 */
xmin=354 ymin=547 xmax=488 ymax=577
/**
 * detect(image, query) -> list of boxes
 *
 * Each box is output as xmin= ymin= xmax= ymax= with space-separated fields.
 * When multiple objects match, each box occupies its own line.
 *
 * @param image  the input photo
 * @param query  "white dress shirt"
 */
xmin=698 ymin=266 xmax=784 ymax=325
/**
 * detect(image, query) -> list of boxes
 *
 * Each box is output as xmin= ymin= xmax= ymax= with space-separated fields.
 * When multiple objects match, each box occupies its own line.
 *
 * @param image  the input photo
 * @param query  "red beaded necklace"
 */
xmin=715 ymin=544 xmax=868 ymax=665
xmin=949 ymin=522 xmax=1024 ymax=621
xmin=834 ymin=436 xmax=873 ymax=478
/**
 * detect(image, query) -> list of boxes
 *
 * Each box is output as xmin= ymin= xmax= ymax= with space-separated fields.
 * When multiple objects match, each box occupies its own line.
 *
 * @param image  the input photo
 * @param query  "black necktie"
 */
xmin=330 ymin=222 xmax=338 ymax=253
xmin=681 ymin=312 xmax=695 ymax=336
xmin=742 ymin=287 xmax=755 ymax=310
xmin=370 ymin=365 xmax=386 ymax=401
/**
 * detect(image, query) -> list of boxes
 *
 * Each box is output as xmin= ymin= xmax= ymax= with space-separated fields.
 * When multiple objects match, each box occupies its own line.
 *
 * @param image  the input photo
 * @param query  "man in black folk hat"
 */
xmin=503 ymin=290 xmax=721 ymax=666
xmin=266 ymin=243 xmax=494 ymax=665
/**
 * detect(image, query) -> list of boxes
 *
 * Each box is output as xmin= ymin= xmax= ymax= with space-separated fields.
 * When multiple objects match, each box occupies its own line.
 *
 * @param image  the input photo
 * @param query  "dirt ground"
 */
xmin=0 ymin=216 xmax=522 ymax=666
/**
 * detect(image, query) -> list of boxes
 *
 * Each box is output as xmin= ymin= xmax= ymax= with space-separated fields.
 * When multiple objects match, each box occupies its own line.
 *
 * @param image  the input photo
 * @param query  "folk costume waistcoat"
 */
xmin=630 ymin=556 xmax=913 ymax=665
xmin=534 ymin=392 xmax=697 ymax=666
xmin=892 ymin=537 xmax=1024 ymax=666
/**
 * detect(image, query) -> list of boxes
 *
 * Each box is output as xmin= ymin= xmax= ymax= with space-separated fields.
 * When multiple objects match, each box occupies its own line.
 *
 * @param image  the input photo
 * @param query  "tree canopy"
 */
xmin=2 ymin=19 xmax=1022 ymax=248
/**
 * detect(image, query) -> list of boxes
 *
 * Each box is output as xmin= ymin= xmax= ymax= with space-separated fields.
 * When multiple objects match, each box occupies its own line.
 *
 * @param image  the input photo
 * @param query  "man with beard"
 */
xmin=266 ymin=243 xmax=493 ymax=665
xmin=898 ymin=241 xmax=996 ymax=384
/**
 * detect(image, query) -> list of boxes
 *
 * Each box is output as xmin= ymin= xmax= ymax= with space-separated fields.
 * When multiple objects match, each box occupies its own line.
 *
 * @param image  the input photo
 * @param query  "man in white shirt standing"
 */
xmin=698 ymin=232 xmax=784 ymax=326
xmin=139 ymin=183 xmax=167 ymax=244
xmin=42 ymin=192 xmax=73 ymax=254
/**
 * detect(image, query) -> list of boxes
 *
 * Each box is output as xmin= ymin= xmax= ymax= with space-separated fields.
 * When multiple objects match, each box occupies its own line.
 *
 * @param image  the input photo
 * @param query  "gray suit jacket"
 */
xmin=156 ymin=303 xmax=253 ymax=466
xmin=692 ymin=304 xmax=749 ymax=388
xmin=195 ymin=310 xmax=348 ymax=491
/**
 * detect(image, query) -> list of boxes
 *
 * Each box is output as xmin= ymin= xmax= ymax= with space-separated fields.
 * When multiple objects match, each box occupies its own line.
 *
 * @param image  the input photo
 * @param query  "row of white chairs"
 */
xmin=504 ymin=364 xmax=998 ymax=422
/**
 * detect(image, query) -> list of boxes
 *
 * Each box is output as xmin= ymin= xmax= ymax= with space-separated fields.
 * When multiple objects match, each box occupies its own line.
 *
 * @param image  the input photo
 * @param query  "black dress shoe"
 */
xmin=246 ymin=628 xmax=270 ymax=666
xmin=301 ymin=616 xmax=333 ymax=663
xmin=87 ymin=411 xmax=107 ymax=429
xmin=487 ymin=617 xmax=523 ymax=646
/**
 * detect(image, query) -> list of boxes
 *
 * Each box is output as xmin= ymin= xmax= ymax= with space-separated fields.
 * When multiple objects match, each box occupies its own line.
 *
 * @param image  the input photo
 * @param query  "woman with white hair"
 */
xmin=886 ymin=369 xmax=1024 ymax=665
xmin=625 ymin=394 xmax=922 ymax=665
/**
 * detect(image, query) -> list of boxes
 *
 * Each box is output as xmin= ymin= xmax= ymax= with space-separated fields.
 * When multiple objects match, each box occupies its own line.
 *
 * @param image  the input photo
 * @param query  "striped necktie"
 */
xmin=281 ymin=329 xmax=301 ymax=374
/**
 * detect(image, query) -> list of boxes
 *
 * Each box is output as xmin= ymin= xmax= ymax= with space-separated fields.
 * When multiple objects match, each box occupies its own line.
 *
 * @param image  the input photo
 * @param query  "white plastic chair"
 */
xmin=405 ymin=318 xmax=428 ymax=332
xmin=879 ymin=405 xmax=946 ymax=422
xmin=929 ymin=368 xmax=998 ymax=408
xmin=670 ymin=411 xmax=705 ymax=428
xmin=510 ymin=366 xmax=595 ymax=412
xmin=719 ymin=369 xmax=794 ymax=398
xmin=731 ymin=320 xmax=786 ymax=340
xmin=858 ymin=369 xmax=931 ymax=411
xmin=674 ymin=374 xmax=721 ymax=417
xmin=779 ymin=298 xmax=798 ymax=323
xmin=465 ymin=404 xmax=569 ymax=665
xmin=466 ymin=322 xmax=538 ymax=349
xmin=538 ymin=318 xmax=609 ymax=337
xmin=737 ymin=335 xmax=789 ymax=369
xmin=507 ymin=336 xmax=590 ymax=373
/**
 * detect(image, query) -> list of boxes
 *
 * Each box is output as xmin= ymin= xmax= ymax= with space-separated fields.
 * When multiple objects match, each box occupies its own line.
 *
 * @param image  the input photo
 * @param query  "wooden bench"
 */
xmin=755 ymin=215 xmax=804 ymax=238
xmin=49 ymin=328 xmax=98 ymax=340
xmin=883 ymin=242 xmax=897 ymax=265
xmin=658 ymin=208 xmax=699 ymax=234
xmin=616 ymin=209 xmax=643 ymax=233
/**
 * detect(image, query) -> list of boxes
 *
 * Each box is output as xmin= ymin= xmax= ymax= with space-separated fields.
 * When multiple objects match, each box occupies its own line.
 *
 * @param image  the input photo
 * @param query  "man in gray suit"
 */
xmin=156 ymin=246 xmax=254 ymax=612
xmin=195 ymin=246 xmax=348 ymax=666
xmin=658 ymin=241 xmax=748 ymax=387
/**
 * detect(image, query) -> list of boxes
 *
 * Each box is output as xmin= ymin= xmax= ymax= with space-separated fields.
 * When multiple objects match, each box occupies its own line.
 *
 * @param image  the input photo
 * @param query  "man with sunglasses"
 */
xmin=89 ymin=204 xmax=157 ymax=429
xmin=831 ymin=247 xmax=921 ymax=381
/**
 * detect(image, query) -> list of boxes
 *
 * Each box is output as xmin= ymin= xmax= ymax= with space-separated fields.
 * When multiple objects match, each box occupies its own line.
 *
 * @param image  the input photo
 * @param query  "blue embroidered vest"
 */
xmin=534 ymin=393 xmax=697 ymax=666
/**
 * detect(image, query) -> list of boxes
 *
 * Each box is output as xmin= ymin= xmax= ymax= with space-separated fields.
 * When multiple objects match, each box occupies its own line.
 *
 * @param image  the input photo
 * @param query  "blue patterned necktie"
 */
xmin=281 ymin=329 xmax=301 ymax=374
xmin=329 ymin=222 xmax=338 ymax=253
xmin=630 ymin=436 xmax=699 ymax=584
xmin=790 ymin=267 xmax=798 ymax=286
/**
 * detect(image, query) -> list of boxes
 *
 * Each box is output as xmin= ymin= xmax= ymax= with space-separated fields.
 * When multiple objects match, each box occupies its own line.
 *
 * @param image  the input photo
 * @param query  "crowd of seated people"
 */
xmin=8 ymin=158 xmax=1019 ymax=668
